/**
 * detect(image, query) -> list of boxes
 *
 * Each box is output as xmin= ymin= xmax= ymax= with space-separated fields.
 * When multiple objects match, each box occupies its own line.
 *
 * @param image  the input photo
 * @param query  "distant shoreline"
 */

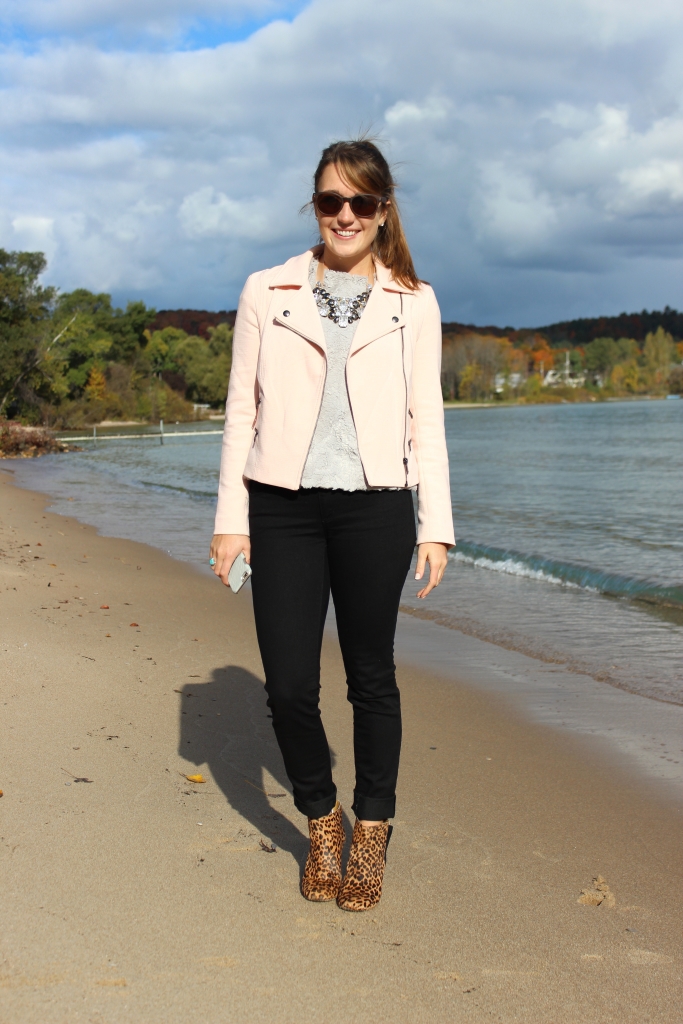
xmin=444 ymin=394 xmax=673 ymax=409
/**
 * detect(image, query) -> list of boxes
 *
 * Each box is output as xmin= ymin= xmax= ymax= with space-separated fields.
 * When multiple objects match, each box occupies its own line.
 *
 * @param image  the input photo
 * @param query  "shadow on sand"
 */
xmin=178 ymin=664 xmax=352 ymax=873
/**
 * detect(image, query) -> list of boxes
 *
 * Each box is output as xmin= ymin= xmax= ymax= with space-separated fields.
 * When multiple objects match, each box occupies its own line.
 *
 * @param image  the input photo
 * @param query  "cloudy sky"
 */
xmin=1 ymin=0 xmax=682 ymax=325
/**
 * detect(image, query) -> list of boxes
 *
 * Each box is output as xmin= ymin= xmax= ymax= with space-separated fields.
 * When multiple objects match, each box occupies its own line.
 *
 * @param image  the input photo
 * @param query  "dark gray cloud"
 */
xmin=1 ymin=0 xmax=681 ymax=324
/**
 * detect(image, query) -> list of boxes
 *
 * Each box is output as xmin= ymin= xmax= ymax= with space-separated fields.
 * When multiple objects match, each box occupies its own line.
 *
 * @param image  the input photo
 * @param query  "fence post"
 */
xmin=160 ymin=419 xmax=164 ymax=445
xmin=93 ymin=425 xmax=97 ymax=447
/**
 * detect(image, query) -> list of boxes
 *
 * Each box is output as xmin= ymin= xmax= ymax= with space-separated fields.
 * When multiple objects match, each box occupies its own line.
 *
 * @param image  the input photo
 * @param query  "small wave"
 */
xmin=453 ymin=539 xmax=683 ymax=608
xmin=136 ymin=480 xmax=216 ymax=501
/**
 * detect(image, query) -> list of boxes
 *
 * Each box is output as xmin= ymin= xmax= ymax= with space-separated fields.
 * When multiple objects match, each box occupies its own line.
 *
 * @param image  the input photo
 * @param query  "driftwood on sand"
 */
xmin=0 ymin=420 xmax=77 ymax=458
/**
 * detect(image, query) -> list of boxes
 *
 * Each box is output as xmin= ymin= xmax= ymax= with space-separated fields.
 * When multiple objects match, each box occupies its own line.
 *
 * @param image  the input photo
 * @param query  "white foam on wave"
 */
xmin=452 ymin=549 xmax=598 ymax=592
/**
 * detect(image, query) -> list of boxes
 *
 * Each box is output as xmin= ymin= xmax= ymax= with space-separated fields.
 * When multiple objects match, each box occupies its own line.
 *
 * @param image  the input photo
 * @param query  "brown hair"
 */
xmin=312 ymin=139 xmax=420 ymax=291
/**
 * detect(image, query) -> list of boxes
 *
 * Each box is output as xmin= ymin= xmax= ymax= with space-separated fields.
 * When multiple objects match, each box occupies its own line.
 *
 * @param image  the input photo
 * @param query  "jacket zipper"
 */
xmin=252 ymin=395 xmax=262 ymax=445
xmin=400 ymin=293 xmax=409 ymax=488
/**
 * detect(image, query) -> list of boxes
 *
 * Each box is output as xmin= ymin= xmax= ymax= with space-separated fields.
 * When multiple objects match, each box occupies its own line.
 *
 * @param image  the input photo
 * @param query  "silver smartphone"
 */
xmin=228 ymin=551 xmax=252 ymax=594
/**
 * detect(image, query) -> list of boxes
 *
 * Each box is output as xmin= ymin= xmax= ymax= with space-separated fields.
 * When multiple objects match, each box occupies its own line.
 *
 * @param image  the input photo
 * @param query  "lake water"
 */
xmin=11 ymin=399 xmax=683 ymax=706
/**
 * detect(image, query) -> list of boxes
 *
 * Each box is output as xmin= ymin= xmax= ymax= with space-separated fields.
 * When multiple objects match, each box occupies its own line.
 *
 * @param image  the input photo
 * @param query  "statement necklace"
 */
xmin=312 ymin=281 xmax=371 ymax=329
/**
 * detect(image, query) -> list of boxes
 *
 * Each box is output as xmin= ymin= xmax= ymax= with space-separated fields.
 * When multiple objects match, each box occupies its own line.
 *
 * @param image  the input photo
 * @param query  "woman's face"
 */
xmin=315 ymin=163 xmax=387 ymax=266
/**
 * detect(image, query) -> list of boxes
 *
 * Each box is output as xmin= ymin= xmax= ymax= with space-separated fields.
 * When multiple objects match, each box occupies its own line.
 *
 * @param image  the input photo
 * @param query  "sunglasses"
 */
xmin=313 ymin=191 xmax=386 ymax=219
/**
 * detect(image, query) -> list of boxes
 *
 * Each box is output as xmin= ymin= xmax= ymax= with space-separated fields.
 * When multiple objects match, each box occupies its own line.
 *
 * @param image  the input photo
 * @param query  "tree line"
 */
xmin=1 ymin=248 xmax=681 ymax=427
xmin=0 ymin=249 xmax=232 ymax=426
xmin=441 ymin=327 xmax=682 ymax=402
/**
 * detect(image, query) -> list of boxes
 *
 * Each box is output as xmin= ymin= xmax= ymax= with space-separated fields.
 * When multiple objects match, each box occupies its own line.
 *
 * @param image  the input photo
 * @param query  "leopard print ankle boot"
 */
xmin=336 ymin=819 xmax=392 ymax=912
xmin=301 ymin=802 xmax=345 ymax=902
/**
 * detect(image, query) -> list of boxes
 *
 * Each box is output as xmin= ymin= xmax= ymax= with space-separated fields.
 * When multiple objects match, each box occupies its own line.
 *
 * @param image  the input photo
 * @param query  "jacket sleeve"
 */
xmin=213 ymin=272 xmax=262 ymax=536
xmin=410 ymin=285 xmax=455 ymax=547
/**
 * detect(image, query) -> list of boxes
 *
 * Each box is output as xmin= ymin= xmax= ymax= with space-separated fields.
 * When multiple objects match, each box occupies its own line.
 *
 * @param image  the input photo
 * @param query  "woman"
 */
xmin=210 ymin=139 xmax=454 ymax=912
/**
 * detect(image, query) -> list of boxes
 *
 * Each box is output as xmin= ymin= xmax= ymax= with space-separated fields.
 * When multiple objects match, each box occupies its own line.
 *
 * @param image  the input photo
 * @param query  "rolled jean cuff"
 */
xmin=352 ymin=793 xmax=396 ymax=821
xmin=294 ymin=788 xmax=337 ymax=820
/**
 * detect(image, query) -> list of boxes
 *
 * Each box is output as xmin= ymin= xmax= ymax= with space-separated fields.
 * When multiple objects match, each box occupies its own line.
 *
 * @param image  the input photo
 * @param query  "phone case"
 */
xmin=228 ymin=551 xmax=252 ymax=593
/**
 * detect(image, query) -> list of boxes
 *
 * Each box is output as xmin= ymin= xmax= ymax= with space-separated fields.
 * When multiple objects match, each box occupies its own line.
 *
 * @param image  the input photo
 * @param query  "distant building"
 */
xmin=494 ymin=373 xmax=524 ymax=393
xmin=543 ymin=353 xmax=586 ymax=388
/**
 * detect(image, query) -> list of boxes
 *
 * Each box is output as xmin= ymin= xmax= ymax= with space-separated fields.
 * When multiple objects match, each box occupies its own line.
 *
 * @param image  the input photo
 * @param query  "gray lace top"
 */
xmin=301 ymin=261 xmax=369 ymax=491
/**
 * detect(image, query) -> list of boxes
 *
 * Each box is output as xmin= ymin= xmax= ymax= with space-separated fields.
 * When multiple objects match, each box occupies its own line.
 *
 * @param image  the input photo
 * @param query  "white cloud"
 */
xmin=0 ymin=0 xmax=681 ymax=324
xmin=385 ymin=97 xmax=450 ymax=127
xmin=11 ymin=216 xmax=56 ymax=259
xmin=475 ymin=166 xmax=559 ymax=260
xmin=179 ymin=187 xmax=272 ymax=240
xmin=617 ymin=161 xmax=683 ymax=209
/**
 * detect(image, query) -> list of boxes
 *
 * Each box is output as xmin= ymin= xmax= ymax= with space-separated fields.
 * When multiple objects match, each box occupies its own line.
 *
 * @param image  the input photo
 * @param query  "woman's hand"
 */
xmin=210 ymin=534 xmax=251 ymax=587
xmin=415 ymin=542 xmax=449 ymax=599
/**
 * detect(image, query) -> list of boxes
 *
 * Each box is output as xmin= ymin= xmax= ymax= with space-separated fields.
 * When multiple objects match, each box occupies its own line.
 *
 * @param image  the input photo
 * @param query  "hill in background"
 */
xmin=152 ymin=305 xmax=682 ymax=346
xmin=148 ymin=309 xmax=236 ymax=338
xmin=444 ymin=306 xmax=682 ymax=346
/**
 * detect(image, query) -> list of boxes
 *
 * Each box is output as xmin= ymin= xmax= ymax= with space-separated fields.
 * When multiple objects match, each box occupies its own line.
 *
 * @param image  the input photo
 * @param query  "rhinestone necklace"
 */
xmin=312 ymin=281 xmax=372 ymax=329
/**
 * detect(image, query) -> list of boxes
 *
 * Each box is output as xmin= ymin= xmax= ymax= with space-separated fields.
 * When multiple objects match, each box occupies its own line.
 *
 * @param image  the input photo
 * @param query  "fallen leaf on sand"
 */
xmin=105 ymin=633 xmax=111 ymax=637
xmin=49 ymin=563 xmax=56 ymax=566
xmin=0 ymin=790 xmax=3 ymax=797
xmin=186 ymin=774 xmax=206 ymax=784
xmin=129 ymin=622 xmax=139 ymax=627
xmin=100 ymin=604 xmax=109 ymax=609
xmin=259 ymin=839 xmax=277 ymax=853
xmin=578 ymin=875 xmax=616 ymax=907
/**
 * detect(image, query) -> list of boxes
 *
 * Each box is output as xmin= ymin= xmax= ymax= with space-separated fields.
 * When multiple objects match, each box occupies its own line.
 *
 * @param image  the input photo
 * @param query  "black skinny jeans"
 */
xmin=249 ymin=483 xmax=416 ymax=821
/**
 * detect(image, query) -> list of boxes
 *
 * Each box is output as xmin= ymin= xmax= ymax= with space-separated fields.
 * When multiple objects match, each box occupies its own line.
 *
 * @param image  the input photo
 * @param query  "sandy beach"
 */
xmin=1 ymin=467 xmax=681 ymax=1023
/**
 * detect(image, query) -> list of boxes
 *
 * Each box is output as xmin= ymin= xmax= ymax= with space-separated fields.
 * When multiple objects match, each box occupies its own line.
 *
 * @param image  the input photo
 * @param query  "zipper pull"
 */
xmin=253 ymin=429 xmax=259 ymax=446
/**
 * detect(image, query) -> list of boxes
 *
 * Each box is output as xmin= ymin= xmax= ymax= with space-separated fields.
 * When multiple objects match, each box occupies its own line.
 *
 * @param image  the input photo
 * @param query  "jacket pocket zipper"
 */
xmin=401 ymin=297 xmax=409 ymax=488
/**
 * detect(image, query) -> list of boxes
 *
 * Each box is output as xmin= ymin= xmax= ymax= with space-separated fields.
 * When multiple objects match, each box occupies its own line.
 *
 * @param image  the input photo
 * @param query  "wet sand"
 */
xmin=1 ymin=467 xmax=681 ymax=1023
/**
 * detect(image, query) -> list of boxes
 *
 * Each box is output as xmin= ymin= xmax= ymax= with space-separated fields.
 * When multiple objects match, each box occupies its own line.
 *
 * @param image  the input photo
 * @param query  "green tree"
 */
xmin=54 ymin=290 xmax=154 ymax=364
xmin=643 ymin=326 xmax=674 ymax=373
xmin=584 ymin=337 xmax=618 ymax=383
xmin=0 ymin=249 xmax=58 ymax=419
xmin=615 ymin=337 xmax=638 ymax=362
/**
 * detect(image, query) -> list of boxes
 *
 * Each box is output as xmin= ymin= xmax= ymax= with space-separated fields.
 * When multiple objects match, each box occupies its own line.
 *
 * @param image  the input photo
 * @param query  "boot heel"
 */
xmin=385 ymin=824 xmax=393 ymax=861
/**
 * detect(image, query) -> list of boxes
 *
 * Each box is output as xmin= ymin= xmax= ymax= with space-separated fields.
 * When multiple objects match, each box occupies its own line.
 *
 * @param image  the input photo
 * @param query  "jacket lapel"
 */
xmin=269 ymin=249 xmax=326 ymax=353
xmin=267 ymin=249 xmax=408 ymax=357
xmin=348 ymin=266 xmax=407 ymax=357
xmin=271 ymin=281 xmax=326 ymax=354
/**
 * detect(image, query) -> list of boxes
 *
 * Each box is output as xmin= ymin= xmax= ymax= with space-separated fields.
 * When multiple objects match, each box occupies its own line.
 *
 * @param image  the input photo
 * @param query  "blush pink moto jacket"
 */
xmin=214 ymin=248 xmax=455 ymax=547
